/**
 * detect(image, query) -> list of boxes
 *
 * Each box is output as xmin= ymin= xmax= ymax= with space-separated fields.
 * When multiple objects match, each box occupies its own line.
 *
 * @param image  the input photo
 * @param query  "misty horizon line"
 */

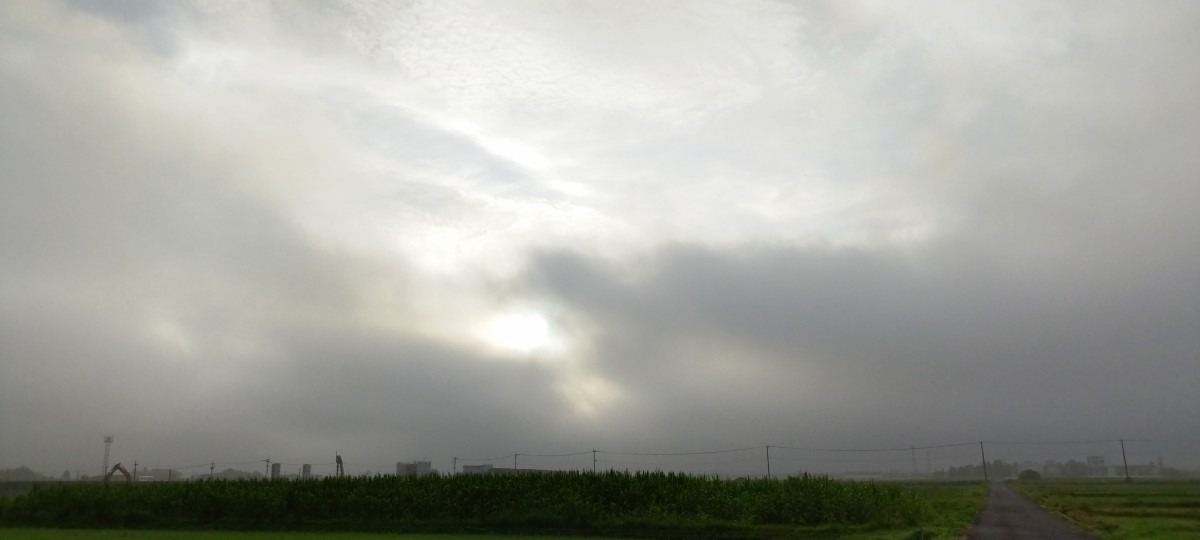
xmin=10 ymin=436 xmax=1196 ymax=477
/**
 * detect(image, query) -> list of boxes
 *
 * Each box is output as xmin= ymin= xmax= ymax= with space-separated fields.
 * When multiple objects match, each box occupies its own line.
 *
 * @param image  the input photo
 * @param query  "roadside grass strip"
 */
xmin=1011 ymin=479 xmax=1200 ymax=540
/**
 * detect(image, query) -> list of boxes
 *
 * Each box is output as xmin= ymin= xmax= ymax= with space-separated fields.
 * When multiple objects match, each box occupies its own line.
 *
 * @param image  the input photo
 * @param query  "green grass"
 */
xmin=0 ymin=475 xmax=986 ymax=539
xmin=896 ymin=481 xmax=986 ymax=538
xmin=0 ymin=530 xmax=616 ymax=539
xmin=1011 ymin=478 xmax=1200 ymax=539
xmin=0 ymin=527 xmax=962 ymax=540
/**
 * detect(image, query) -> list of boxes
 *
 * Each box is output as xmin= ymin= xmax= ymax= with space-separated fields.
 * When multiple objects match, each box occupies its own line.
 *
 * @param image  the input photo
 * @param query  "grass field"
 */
xmin=0 ymin=475 xmax=985 ymax=539
xmin=0 ymin=525 xmax=962 ymax=540
xmin=899 ymin=481 xmax=986 ymax=537
xmin=0 ymin=530 xmax=621 ymax=540
xmin=1011 ymin=479 xmax=1200 ymax=539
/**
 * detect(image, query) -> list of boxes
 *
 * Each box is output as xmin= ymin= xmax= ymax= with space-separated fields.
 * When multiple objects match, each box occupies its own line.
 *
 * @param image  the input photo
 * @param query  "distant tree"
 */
xmin=1 ymin=466 xmax=45 ymax=481
xmin=1162 ymin=467 xmax=1192 ymax=479
xmin=1018 ymin=469 xmax=1042 ymax=481
xmin=946 ymin=464 xmax=988 ymax=479
xmin=1063 ymin=460 xmax=1089 ymax=477
xmin=211 ymin=468 xmax=264 ymax=480
xmin=990 ymin=459 xmax=1017 ymax=478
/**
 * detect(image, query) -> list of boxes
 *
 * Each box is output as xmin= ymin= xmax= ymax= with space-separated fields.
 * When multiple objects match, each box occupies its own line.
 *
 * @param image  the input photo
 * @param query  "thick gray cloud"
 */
xmin=2 ymin=1 xmax=1198 ymax=477
xmin=523 ymin=238 xmax=1199 ymax=442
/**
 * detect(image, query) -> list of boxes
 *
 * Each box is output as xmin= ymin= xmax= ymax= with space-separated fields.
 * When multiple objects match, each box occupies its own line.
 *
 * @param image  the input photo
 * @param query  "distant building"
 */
xmin=1086 ymin=456 xmax=1107 ymax=476
xmin=301 ymin=464 xmax=312 ymax=479
xmin=271 ymin=462 xmax=281 ymax=480
xmin=457 ymin=464 xmax=552 ymax=475
xmin=396 ymin=460 xmax=433 ymax=477
xmin=1109 ymin=462 xmax=1162 ymax=477
xmin=1042 ymin=460 xmax=1063 ymax=477
xmin=461 ymin=464 xmax=493 ymax=475
xmin=841 ymin=471 xmax=885 ymax=480
xmin=487 ymin=467 xmax=549 ymax=475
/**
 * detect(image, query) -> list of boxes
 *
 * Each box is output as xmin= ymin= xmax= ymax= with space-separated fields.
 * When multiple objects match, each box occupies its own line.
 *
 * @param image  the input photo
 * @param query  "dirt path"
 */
xmin=966 ymin=482 xmax=1097 ymax=539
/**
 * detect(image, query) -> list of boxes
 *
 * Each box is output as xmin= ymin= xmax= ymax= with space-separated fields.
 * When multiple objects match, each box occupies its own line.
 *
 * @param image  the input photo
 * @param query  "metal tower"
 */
xmin=102 ymin=436 xmax=113 ymax=477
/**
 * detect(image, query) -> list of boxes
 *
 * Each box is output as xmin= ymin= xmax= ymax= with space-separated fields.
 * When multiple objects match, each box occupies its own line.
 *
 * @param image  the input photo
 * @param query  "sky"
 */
xmin=2 ymin=0 xmax=1198 ymax=478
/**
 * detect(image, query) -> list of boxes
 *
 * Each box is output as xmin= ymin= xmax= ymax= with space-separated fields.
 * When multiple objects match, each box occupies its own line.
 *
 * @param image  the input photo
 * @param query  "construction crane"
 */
xmin=104 ymin=462 xmax=132 ymax=484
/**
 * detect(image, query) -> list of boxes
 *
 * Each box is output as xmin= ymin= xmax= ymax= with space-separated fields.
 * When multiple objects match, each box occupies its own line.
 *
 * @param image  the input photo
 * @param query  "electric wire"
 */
xmin=88 ymin=437 xmax=1197 ymax=477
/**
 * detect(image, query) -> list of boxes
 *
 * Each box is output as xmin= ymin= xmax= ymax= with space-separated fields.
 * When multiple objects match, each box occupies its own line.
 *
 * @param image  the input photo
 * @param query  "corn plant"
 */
xmin=0 ymin=471 xmax=934 ymax=533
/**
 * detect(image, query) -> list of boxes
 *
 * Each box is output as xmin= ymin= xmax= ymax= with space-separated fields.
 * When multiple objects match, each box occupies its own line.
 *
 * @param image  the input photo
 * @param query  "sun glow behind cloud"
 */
xmin=148 ymin=0 xmax=962 ymax=427
xmin=477 ymin=308 xmax=626 ymax=418
xmin=482 ymin=312 xmax=551 ymax=354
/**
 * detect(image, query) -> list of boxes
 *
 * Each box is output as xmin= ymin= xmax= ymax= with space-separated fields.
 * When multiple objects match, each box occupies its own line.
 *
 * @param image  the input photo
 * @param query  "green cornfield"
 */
xmin=0 ymin=471 xmax=933 ymax=535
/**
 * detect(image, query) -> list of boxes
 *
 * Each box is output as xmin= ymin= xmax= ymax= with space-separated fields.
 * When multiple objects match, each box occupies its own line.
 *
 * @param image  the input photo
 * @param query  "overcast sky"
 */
xmin=2 ymin=0 xmax=1198 ymax=478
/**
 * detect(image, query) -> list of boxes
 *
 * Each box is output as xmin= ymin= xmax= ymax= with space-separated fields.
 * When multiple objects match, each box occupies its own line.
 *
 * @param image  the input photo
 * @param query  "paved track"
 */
xmin=966 ymin=482 xmax=1097 ymax=539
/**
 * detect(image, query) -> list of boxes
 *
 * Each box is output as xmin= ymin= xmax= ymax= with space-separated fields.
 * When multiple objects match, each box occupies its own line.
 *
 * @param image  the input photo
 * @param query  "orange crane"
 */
xmin=104 ymin=462 xmax=132 ymax=483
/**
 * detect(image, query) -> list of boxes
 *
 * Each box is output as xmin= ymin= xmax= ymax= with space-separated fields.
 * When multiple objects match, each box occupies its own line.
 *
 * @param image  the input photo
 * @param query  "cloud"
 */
xmin=519 ymin=238 xmax=1199 ymax=451
xmin=2 ymin=0 xmax=1198 ymax=476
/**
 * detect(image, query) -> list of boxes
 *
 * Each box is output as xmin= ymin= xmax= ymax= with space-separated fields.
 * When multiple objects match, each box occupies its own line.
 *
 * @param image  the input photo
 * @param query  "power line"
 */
xmin=66 ymin=437 xmax=1199 ymax=478
xmin=596 ymin=457 xmax=764 ymax=467
xmin=344 ymin=463 xmax=394 ymax=469
xmin=598 ymin=446 xmax=762 ymax=456
xmin=772 ymin=441 xmax=977 ymax=452
xmin=455 ymin=454 xmax=512 ymax=462
xmin=983 ymin=439 xmax=1118 ymax=445
xmin=519 ymin=451 xmax=593 ymax=458
xmin=1123 ymin=438 xmax=1200 ymax=443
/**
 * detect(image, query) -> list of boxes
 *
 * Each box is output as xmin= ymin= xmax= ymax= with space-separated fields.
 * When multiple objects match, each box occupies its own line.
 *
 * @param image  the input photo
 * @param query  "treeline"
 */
xmin=939 ymin=459 xmax=1195 ymax=479
xmin=0 ymin=471 xmax=933 ymax=536
xmin=943 ymin=459 xmax=1021 ymax=479
xmin=0 ymin=466 xmax=259 ymax=483
xmin=0 ymin=468 xmax=59 ymax=482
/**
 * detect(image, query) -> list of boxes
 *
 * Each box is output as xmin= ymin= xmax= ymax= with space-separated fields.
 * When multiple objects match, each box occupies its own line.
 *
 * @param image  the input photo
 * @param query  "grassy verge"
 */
xmin=1010 ymin=478 xmax=1200 ymax=539
xmin=896 ymin=481 xmax=986 ymax=539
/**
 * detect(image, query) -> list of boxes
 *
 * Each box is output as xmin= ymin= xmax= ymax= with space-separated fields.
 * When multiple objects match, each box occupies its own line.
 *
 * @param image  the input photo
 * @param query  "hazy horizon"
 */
xmin=2 ymin=1 xmax=1198 ymax=478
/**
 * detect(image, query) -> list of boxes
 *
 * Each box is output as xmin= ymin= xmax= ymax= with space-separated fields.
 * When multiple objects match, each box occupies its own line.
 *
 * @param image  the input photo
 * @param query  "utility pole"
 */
xmin=1120 ymin=439 xmax=1130 ymax=482
xmin=979 ymin=442 xmax=988 ymax=481
xmin=210 ymin=462 xmax=215 ymax=479
xmin=911 ymin=446 xmax=916 ymax=478
xmin=513 ymin=454 xmax=518 ymax=470
xmin=765 ymin=446 xmax=771 ymax=479
xmin=265 ymin=458 xmax=271 ymax=478
xmin=592 ymin=450 xmax=597 ymax=473
xmin=133 ymin=461 xmax=138 ymax=482
xmin=452 ymin=457 xmax=457 ymax=475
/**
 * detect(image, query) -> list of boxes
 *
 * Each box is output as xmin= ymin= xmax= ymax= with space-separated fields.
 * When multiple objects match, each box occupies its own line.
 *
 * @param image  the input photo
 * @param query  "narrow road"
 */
xmin=966 ymin=482 xmax=1097 ymax=540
